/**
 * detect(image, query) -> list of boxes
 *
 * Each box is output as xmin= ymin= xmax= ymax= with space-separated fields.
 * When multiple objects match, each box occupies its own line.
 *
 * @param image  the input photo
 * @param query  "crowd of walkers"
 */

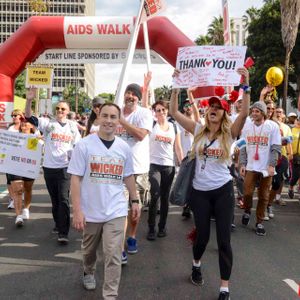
xmin=3 ymin=66 xmax=300 ymax=300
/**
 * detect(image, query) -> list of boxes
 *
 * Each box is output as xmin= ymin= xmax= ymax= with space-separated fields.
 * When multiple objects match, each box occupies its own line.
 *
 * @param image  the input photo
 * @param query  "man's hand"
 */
xmin=268 ymin=165 xmax=275 ymax=177
xmin=240 ymin=165 xmax=246 ymax=177
xmin=131 ymin=203 xmax=141 ymax=222
xmin=72 ymin=210 xmax=86 ymax=231
xmin=26 ymin=87 xmax=37 ymax=101
xmin=144 ymin=71 xmax=152 ymax=89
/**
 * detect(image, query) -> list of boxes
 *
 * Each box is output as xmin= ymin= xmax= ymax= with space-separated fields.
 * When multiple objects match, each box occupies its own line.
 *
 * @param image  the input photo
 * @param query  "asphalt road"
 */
xmin=0 ymin=173 xmax=299 ymax=300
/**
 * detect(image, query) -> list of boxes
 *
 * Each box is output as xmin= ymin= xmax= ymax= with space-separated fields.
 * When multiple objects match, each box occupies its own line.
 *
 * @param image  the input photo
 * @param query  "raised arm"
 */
xmin=141 ymin=71 xmax=152 ymax=109
xmin=169 ymin=89 xmax=196 ymax=135
xmin=25 ymin=87 xmax=37 ymax=118
xmin=231 ymin=67 xmax=250 ymax=139
xmin=187 ymin=87 xmax=201 ymax=122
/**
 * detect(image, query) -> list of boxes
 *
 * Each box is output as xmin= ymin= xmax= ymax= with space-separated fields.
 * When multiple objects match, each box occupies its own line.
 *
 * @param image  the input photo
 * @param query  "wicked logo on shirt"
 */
xmin=155 ymin=135 xmax=172 ymax=144
xmin=246 ymin=135 xmax=269 ymax=146
xmin=206 ymin=148 xmax=223 ymax=159
xmin=89 ymin=155 xmax=124 ymax=183
xmin=115 ymin=125 xmax=133 ymax=140
xmin=50 ymin=133 xmax=72 ymax=143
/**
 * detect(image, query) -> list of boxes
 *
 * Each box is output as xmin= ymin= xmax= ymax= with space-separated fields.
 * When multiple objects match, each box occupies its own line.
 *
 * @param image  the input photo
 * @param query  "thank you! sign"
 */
xmin=0 ymin=130 xmax=42 ymax=179
xmin=173 ymin=46 xmax=246 ymax=88
xmin=26 ymin=65 xmax=54 ymax=88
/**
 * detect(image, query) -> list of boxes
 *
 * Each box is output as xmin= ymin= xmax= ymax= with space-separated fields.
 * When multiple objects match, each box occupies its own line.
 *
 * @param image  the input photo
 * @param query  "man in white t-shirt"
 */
xmin=115 ymin=83 xmax=153 ymax=256
xmin=25 ymin=88 xmax=81 ymax=244
xmin=239 ymin=101 xmax=281 ymax=236
xmin=68 ymin=103 xmax=140 ymax=298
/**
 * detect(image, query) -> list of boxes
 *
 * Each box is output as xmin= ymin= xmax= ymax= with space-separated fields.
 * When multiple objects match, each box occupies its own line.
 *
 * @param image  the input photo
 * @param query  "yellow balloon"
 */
xmin=266 ymin=67 xmax=284 ymax=86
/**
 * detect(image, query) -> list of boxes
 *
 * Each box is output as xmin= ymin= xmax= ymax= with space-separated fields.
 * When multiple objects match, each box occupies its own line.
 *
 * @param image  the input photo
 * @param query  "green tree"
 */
xmin=14 ymin=71 xmax=26 ymax=98
xmin=154 ymin=85 xmax=172 ymax=101
xmin=63 ymin=84 xmax=91 ymax=113
xmin=97 ymin=93 xmax=115 ymax=103
xmin=246 ymin=0 xmax=300 ymax=106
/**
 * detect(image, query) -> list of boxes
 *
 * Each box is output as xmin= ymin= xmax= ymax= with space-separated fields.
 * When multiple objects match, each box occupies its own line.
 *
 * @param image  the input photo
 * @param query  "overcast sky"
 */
xmin=94 ymin=0 xmax=264 ymax=95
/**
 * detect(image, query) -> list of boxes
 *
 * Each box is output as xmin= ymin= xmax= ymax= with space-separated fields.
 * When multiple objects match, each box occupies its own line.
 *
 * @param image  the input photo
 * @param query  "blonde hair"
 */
xmin=12 ymin=109 xmax=24 ymax=116
xmin=190 ymin=111 xmax=232 ymax=161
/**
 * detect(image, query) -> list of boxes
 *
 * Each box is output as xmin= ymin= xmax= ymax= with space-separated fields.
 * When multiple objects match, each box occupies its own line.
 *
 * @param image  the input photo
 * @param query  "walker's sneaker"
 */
xmin=190 ymin=266 xmax=204 ymax=286
xmin=182 ymin=206 xmax=191 ymax=218
xmin=15 ymin=215 xmax=24 ymax=227
xmin=57 ymin=234 xmax=69 ymax=244
xmin=218 ymin=291 xmax=230 ymax=300
xmin=22 ymin=208 xmax=30 ymax=220
xmin=146 ymin=228 xmax=156 ymax=241
xmin=241 ymin=213 xmax=250 ymax=226
xmin=7 ymin=198 xmax=14 ymax=209
xmin=121 ymin=251 xmax=128 ymax=265
xmin=267 ymin=206 xmax=274 ymax=219
xmin=288 ymin=189 xmax=294 ymax=199
xmin=256 ymin=223 xmax=266 ymax=236
xmin=263 ymin=213 xmax=269 ymax=221
xmin=127 ymin=237 xmax=138 ymax=254
xmin=83 ymin=274 xmax=96 ymax=290
xmin=157 ymin=228 xmax=167 ymax=238
xmin=52 ymin=227 xmax=59 ymax=234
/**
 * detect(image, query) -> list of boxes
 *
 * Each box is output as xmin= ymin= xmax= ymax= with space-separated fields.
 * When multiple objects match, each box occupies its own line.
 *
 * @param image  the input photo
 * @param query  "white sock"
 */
xmin=275 ymin=194 xmax=281 ymax=201
xmin=193 ymin=260 xmax=201 ymax=267
xmin=220 ymin=287 xmax=229 ymax=293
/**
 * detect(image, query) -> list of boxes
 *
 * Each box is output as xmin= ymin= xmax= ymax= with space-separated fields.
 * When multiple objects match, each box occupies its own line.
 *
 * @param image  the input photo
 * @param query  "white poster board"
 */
xmin=173 ymin=46 xmax=246 ymax=88
xmin=0 ymin=130 xmax=42 ymax=179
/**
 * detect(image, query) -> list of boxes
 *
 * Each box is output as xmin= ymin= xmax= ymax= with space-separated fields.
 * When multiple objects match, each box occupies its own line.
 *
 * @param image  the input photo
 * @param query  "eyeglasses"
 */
xmin=184 ymin=104 xmax=192 ymax=108
xmin=56 ymin=107 xmax=67 ymax=111
xmin=156 ymin=108 xmax=166 ymax=113
xmin=11 ymin=114 xmax=19 ymax=117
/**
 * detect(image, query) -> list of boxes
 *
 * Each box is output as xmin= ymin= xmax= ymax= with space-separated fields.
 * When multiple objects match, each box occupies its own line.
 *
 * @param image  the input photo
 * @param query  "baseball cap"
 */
xmin=208 ymin=96 xmax=230 ymax=113
xmin=287 ymin=112 xmax=297 ymax=118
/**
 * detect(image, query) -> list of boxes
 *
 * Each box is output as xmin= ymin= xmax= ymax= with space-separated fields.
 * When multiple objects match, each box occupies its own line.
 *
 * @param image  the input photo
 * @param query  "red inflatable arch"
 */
xmin=0 ymin=16 xmax=214 ymax=120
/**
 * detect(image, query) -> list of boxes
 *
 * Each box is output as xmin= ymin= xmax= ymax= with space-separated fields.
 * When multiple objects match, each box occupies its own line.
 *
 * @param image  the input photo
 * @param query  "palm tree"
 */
xmin=280 ymin=0 xmax=300 ymax=111
xmin=207 ymin=16 xmax=224 ymax=45
xmin=242 ymin=7 xmax=260 ymax=30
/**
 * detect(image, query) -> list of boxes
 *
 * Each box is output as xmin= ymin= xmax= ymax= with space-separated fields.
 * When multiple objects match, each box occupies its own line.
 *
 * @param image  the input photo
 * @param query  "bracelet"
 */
xmin=242 ymin=85 xmax=251 ymax=94
xmin=130 ymin=199 xmax=139 ymax=204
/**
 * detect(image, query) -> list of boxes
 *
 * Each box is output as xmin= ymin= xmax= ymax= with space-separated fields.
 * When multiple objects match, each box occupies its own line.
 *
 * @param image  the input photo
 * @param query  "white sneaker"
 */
xmin=263 ymin=213 xmax=269 ymax=221
xmin=7 ymin=198 xmax=14 ymax=209
xmin=22 ymin=208 xmax=30 ymax=220
xmin=15 ymin=215 xmax=24 ymax=227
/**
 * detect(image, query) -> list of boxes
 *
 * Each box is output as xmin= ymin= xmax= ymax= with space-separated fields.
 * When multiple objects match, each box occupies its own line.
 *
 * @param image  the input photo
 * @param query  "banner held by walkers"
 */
xmin=0 ymin=130 xmax=42 ymax=179
xmin=173 ymin=46 xmax=247 ymax=88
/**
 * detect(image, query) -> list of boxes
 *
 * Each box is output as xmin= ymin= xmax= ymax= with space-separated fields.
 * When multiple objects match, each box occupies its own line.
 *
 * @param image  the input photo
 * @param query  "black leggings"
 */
xmin=148 ymin=164 xmax=175 ymax=230
xmin=190 ymin=180 xmax=234 ymax=281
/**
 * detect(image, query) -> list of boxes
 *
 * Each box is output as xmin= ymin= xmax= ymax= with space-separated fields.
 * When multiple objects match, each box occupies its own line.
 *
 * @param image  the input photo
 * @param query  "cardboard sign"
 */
xmin=26 ymin=66 xmax=54 ymax=88
xmin=0 ymin=129 xmax=42 ymax=179
xmin=173 ymin=46 xmax=247 ymax=88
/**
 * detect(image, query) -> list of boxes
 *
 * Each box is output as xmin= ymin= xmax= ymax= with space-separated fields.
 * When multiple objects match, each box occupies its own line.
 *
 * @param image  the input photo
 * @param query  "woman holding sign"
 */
xmin=8 ymin=120 xmax=40 ymax=226
xmin=170 ymin=67 xmax=250 ymax=300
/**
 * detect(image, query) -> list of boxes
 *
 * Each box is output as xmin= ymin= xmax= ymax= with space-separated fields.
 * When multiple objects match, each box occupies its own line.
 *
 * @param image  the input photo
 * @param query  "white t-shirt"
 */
xmin=192 ymin=123 xmax=233 ymax=191
xmin=150 ymin=121 xmax=177 ymax=166
xmin=8 ymin=125 xmax=19 ymax=132
xmin=89 ymin=124 xmax=100 ymax=134
xmin=116 ymin=106 xmax=153 ymax=174
xmin=241 ymin=119 xmax=281 ymax=172
xmin=67 ymin=134 xmax=134 ymax=223
xmin=38 ymin=118 xmax=81 ymax=168
xmin=177 ymin=123 xmax=194 ymax=157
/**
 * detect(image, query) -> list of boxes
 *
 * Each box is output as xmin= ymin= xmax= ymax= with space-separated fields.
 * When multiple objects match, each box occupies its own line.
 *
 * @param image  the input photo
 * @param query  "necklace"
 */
xmin=252 ymin=122 xmax=264 ymax=160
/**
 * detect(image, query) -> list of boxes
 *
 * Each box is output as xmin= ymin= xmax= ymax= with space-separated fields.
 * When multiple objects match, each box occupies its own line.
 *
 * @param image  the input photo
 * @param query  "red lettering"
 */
xmin=97 ymin=24 xmax=107 ymax=34
xmin=0 ymin=114 xmax=4 ymax=121
xmin=107 ymin=24 xmax=115 ymax=34
xmin=86 ymin=24 xmax=93 ymax=34
xmin=123 ymin=24 xmax=130 ymax=34
xmin=67 ymin=25 xmax=75 ymax=34
xmin=90 ymin=163 xmax=101 ymax=173
xmin=0 ymin=103 xmax=5 ymax=113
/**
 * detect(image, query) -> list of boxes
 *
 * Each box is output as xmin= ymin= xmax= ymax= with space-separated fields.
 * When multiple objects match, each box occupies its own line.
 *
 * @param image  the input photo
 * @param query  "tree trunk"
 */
xmin=283 ymin=49 xmax=290 ymax=112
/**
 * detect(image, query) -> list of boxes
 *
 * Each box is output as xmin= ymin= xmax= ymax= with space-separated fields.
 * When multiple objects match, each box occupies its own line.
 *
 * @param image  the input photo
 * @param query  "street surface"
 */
xmin=0 ymin=173 xmax=299 ymax=300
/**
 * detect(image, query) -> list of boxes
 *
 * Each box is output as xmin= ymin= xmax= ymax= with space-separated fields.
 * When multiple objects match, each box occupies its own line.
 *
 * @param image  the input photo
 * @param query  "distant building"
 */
xmin=231 ymin=17 xmax=248 ymax=46
xmin=0 ymin=0 xmax=95 ymax=99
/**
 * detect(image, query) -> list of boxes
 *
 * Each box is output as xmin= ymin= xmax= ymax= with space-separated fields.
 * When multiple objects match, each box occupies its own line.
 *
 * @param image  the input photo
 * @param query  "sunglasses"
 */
xmin=156 ymin=108 xmax=166 ymax=113
xmin=93 ymin=104 xmax=102 ymax=109
xmin=184 ymin=103 xmax=192 ymax=108
xmin=56 ymin=107 xmax=67 ymax=111
xmin=11 ymin=114 xmax=19 ymax=117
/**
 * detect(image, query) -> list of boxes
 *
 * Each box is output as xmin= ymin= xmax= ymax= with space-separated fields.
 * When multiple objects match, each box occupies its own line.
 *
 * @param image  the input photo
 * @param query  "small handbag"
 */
xmin=169 ymin=152 xmax=196 ymax=206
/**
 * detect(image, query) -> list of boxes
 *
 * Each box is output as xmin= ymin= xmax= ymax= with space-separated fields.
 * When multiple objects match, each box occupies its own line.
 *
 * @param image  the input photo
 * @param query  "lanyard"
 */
xmin=253 ymin=122 xmax=264 ymax=160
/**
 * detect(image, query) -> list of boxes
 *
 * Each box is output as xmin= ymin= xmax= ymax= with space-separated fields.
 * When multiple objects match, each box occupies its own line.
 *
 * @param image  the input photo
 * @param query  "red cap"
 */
xmin=208 ymin=97 xmax=230 ymax=113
